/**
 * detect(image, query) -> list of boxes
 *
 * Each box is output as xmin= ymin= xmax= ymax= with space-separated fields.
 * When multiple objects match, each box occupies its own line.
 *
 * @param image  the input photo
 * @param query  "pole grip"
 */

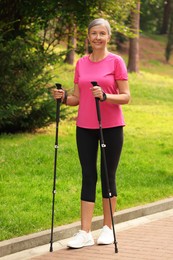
xmin=55 ymin=83 xmax=62 ymax=90
xmin=91 ymin=81 xmax=97 ymax=87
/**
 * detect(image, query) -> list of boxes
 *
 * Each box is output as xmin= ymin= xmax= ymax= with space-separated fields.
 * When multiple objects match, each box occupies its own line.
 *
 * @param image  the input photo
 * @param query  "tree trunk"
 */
xmin=127 ymin=1 xmax=140 ymax=73
xmin=64 ymin=25 xmax=76 ymax=65
xmin=165 ymin=0 xmax=173 ymax=61
xmin=160 ymin=0 xmax=171 ymax=34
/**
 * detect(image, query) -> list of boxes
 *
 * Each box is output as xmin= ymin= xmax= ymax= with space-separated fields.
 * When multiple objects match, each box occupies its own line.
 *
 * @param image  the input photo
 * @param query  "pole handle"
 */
xmin=91 ymin=81 xmax=97 ymax=87
xmin=55 ymin=83 xmax=62 ymax=90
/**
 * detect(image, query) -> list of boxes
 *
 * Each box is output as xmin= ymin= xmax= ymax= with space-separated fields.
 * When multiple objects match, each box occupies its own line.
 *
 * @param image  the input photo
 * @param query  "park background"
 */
xmin=0 ymin=0 xmax=173 ymax=242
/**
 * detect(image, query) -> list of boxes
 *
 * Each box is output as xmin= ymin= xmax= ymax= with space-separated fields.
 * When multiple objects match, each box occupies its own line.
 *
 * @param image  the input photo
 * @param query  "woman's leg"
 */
xmin=67 ymin=128 xmax=98 ymax=248
xmin=81 ymin=200 xmax=95 ymax=232
xmin=102 ymin=197 xmax=116 ymax=228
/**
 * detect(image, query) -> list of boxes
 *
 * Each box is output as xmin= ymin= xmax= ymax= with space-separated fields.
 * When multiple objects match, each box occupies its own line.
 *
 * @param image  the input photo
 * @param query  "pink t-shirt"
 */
xmin=74 ymin=53 xmax=128 ymax=129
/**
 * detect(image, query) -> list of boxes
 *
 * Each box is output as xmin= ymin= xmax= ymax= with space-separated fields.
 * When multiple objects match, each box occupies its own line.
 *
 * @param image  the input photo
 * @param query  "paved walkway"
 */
xmin=2 ymin=208 xmax=173 ymax=260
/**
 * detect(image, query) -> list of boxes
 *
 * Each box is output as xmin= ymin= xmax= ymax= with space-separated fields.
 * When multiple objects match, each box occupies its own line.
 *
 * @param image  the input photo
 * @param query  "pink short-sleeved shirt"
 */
xmin=74 ymin=53 xmax=128 ymax=129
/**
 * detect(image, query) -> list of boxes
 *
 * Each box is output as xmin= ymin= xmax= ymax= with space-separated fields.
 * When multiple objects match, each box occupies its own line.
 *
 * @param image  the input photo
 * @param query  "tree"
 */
xmin=160 ymin=0 xmax=171 ymax=34
xmin=140 ymin=0 xmax=163 ymax=33
xmin=0 ymin=0 xmax=58 ymax=133
xmin=127 ymin=1 xmax=140 ymax=73
xmin=64 ymin=25 xmax=77 ymax=64
xmin=165 ymin=0 xmax=173 ymax=61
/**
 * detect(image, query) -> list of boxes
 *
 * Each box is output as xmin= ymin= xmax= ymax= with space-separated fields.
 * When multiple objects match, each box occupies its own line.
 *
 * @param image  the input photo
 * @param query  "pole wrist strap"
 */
xmin=62 ymin=90 xmax=68 ymax=105
xmin=100 ymin=91 xmax=107 ymax=102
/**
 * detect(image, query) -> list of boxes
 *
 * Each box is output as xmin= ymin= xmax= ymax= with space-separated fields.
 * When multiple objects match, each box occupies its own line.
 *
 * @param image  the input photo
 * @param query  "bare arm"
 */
xmin=91 ymin=80 xmax=130 ymax=105
xmin=66 ymin=84 xmax=79 ymax=106
xmin=106 ymin=80 xmax=130 ymax=104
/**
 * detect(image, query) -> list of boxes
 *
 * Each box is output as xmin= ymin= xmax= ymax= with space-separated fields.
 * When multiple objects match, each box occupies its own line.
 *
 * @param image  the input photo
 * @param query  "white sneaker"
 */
xmin=67 ymin=230 xmax=94 ymax=248
xmin=97 ymin=225 xmax=114 ymax=245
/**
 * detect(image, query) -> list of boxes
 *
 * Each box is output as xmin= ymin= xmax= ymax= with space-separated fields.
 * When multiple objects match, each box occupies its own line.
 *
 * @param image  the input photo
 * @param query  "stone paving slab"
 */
xmin=31 ymin=210 xmax=173 ymax=260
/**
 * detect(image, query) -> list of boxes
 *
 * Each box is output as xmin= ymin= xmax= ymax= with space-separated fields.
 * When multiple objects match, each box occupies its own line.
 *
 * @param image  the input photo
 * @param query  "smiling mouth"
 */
xmin=93 ymin=42 xmax=102 ymax=44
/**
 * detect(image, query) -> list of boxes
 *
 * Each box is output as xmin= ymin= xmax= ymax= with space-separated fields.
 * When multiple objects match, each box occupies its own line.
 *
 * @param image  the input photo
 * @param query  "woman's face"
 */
xmin=88 ymin=24 xmax=110 ymax=51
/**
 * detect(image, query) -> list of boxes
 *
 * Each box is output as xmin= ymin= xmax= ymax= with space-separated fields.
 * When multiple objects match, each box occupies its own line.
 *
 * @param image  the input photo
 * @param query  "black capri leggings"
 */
xmin=76 ymin=126 xmax=123 ymax=202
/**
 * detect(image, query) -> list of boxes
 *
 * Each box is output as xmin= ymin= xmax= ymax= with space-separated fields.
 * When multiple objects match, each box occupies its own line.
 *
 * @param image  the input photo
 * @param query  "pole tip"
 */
xmin=50 ymin=244 xmax=53 ymax=252
xmin=115 ymin=242 xmax=118 ymax=253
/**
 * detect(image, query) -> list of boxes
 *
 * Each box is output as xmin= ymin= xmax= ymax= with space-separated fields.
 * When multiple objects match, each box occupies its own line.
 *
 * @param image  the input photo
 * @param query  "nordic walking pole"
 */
xmin=91 ymin=81 xmax=118 ymax=253
xmin=50 ymin=83 xmax=62 ymax=252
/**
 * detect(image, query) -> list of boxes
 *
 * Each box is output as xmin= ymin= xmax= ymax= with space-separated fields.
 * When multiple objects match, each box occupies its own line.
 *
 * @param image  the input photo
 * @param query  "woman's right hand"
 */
xmin=52 ymin=88 xmax=64 ymax=101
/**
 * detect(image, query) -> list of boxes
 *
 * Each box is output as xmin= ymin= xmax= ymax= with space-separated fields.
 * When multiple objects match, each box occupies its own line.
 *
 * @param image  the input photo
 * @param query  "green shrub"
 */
xmin=0 ymin=35 xmax=58 ymax=133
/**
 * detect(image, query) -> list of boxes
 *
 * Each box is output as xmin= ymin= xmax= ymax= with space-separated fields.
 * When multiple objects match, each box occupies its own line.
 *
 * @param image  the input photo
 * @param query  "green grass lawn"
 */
xmin=0 ymin=52 xmax=173 ymax=241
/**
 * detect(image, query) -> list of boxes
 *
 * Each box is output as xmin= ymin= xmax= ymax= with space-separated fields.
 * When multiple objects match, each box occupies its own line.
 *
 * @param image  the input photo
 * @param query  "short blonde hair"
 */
xmin=88 ymin=18 xmax=112 ymax=35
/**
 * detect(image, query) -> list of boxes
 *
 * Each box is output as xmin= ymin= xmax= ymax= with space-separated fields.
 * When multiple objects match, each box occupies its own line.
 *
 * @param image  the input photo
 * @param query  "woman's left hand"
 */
xmin=91 ymin=86 xmax=104 ymax=100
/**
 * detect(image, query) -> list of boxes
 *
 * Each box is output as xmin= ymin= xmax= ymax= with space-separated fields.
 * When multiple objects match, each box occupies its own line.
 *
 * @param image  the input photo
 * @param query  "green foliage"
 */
xmin=0 ymin=0 xmax=60 ymax=133
xmin=0 ymin=33 xmax=58 ymax=133
xmin=0 ymin=0 xmax=58 ymax=40
xmin=140 ymin=0 xmax=163 ymax=33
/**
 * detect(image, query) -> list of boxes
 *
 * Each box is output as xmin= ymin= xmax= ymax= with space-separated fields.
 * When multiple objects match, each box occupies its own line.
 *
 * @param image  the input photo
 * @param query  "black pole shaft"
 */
xmin=91 ymin=81 xmax=118 ymax=253
xmin=50 ymin=83 xmax=62 ymax=252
